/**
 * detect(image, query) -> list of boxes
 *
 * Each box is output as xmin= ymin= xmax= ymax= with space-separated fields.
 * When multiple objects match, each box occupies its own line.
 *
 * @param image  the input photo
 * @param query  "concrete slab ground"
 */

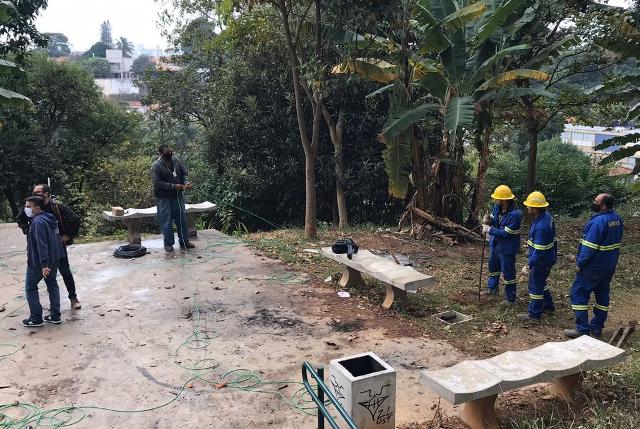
xmin=0 ymin=225 xmax=464 ymax=428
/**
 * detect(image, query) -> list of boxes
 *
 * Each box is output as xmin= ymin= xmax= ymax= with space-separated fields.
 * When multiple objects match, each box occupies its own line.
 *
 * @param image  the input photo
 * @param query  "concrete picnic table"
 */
xmin=102 ymin=201 xmax=217 ymax=244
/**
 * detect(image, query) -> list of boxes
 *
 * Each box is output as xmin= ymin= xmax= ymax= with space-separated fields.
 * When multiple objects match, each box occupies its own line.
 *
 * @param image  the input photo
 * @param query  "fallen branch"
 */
xmin=410 ymin=207 xmax=483 ymax=242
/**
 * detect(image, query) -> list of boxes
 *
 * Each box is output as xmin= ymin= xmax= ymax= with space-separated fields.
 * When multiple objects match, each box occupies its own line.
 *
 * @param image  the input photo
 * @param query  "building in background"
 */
xmin=106 ymin=49 xmax=134 ymax=78
xmin=561 ymin=124 xmax=640 ymax=175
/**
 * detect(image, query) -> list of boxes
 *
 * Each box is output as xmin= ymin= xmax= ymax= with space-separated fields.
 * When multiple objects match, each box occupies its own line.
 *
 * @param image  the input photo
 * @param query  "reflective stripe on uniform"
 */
xmin=579 ymin=239 xmax=621 ymax=251
xmin=527 ymin=239 xmax=556 ymax=250
xmin=529 ymin=293 xmax=543 ymax=300
xmin=594 ymin=303 xmax=609 ymax=312
xmin=505 ymin=226 xmax=520 ymax=234
xmin=488 ymin=272 xmax=501 ymax=277
xmin=503 ymin=279 xmax=517 ymax=285
xmin=571 ymin=304 xmax=589 ymax=311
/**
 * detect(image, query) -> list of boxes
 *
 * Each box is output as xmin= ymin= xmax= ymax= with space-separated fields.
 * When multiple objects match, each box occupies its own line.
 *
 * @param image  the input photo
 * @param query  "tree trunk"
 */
xmin=447 ymin=133 xmax=465 ymax=224
xmin=304 ymin=146 xmax=317 ymax=238
xmin=323 ymin=107 xmax=348 ymax=229
xmin=277 ymin=0 xmax=321 ymax=238
xmin=526 ymin=123 xmax=539 ymax=194
xmin=334 ymin=110 xmax=348 ymax=229
xmin=469 ymin=125 xmax=492 ymax=227
xmin=411 ymin=134 xmax=428 ymax=211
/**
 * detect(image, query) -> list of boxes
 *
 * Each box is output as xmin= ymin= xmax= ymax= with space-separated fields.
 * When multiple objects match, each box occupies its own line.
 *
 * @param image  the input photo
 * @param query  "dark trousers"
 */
xmin=487 ymin=250 xmax=517 ymax=301
xmin=570 ymin=268 xmax=614 ymax=333
xmin=58 ymin=254 xmax=77 ymax=300
xmin=527 ymin=266 xmax=555 ymax=318
xmin=157 ymin=196 xmax=189 ymax=246
xmin=25 ymin=265 xmax=61 ymax=323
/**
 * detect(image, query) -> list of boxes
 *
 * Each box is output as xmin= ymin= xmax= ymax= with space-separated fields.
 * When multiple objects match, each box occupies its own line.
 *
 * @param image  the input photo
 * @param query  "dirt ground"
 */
xmin=0 ymin=225 xmax=466 ymax=428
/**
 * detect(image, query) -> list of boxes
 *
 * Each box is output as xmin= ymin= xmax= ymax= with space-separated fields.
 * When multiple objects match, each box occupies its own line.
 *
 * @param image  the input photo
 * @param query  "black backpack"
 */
xmin=331 ymin=238 xmax=359 ymax=259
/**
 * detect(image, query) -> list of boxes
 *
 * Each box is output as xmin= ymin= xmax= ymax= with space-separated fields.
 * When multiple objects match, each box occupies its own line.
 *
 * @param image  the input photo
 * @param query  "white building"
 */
xmin=561 ymin=124 xmax=640 ymax=173
xmin=106 ymin=49 xmax=134 ymax=79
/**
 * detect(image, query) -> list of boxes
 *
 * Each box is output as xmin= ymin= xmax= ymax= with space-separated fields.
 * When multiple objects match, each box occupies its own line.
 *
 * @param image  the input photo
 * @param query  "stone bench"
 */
xmin=102 ymin=201 xmax=217 ymax=244
xmin=319 ymin=247 xmax=435 ymax=309
xmin=420 ymin=336 xmax=627 ymax=429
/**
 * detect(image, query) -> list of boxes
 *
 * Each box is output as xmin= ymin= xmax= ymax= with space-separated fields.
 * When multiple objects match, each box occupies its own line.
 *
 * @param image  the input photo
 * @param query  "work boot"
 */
xmin=517 ymin=313 xmax=540 ymax=322
xmin=70 ymin=298 xmax=82 ymax=310
xmin=590 ymin=330 xmax=603 ymax=338
xmin=564 ymin=329 xmax=588 ymax=339
xmin=180 ymin=242 xmax=195 ymax=250
xmin=500 ymin=299 xmax=515 ymax=307
xmin=164 ymin=245 xmax=174 ymax=252
xmin=544 ymin=307 xmax=556 ymax=314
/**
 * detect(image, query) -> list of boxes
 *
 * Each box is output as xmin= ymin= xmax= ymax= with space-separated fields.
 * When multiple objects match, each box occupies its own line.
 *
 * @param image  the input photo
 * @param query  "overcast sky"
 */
xmin=34 ymin=0 xmax=632 ymax=54
xmin=35 ymin=0 xmax=169 ymax=53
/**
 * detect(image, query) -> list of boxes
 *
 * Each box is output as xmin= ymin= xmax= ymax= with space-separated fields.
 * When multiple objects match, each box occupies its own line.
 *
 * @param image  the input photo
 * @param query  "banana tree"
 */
xmin=333 ymin=0 xmax=552 ymax=224
xmin=0 ymin=1 xmax=32 ymax=108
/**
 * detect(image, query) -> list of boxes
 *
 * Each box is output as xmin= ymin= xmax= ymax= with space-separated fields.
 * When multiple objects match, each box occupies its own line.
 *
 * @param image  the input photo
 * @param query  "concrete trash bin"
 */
xmin=329 ymin=351 xmax=396 ymax=429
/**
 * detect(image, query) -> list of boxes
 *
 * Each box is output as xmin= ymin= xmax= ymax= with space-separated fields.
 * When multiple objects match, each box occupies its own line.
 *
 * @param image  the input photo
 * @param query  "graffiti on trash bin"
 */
xmin=358 ymin=384 xmax=393 ymax=424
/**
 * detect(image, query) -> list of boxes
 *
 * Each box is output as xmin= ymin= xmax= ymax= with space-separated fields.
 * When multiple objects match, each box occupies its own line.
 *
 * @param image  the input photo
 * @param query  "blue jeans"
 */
xmin=25 ymin=265 xmax=61 ymax=323
xmin=157 ymin=196 xmax=189 ymax=246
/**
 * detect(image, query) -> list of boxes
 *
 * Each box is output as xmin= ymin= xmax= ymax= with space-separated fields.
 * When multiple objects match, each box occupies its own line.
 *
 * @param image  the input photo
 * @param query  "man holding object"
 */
xmin=151 ymin=144 xmax=195 ymax=252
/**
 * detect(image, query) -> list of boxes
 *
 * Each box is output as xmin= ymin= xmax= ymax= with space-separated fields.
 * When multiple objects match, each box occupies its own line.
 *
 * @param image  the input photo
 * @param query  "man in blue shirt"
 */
xmin=482 ymin=185 xmax=523 ymax=305
xmin=565 ymin=193 xmax=624 ymax=338
xmin=517 ymin=191 xmax=557 ymax=322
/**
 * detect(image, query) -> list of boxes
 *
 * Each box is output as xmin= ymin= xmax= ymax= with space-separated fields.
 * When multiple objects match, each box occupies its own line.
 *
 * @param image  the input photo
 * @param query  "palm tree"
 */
xmin=116 ymin=37 xmax=134 ymax=58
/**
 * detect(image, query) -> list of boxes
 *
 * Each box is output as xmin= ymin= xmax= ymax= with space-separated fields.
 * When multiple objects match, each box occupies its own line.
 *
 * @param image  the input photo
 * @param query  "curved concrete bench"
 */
xmin=319 ymin=247 xmax=435 ymax=309
xmin=102 ymin=201 xmax=216 ymax=244
xmin=420 ymin=336 xmax=626 ymax=429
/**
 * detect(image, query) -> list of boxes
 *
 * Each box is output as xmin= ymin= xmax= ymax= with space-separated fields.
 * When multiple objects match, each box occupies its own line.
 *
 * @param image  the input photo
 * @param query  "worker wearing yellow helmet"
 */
xmin=517 ymin=191 xmax=557 ymax=322
xmin=482 ymin=185 xmax=523 ymax=304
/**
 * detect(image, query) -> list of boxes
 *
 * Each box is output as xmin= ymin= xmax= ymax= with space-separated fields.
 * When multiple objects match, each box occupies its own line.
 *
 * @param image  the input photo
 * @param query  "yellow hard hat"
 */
xmin=491 ymin=185 xmax=515 ymax=200
xmin=523 ymin=191 xmax=549 ymax=208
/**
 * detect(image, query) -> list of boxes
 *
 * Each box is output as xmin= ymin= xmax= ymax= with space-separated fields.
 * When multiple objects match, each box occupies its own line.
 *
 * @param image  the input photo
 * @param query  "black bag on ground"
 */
xmin=331 ymin=238 xmax=359 ymax=259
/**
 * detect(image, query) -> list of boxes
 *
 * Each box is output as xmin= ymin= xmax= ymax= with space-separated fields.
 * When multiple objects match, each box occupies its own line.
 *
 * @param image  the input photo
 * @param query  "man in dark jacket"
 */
xmin=22 ymin=196 xmax=65 ymax=327
xmin=151 ymin=144 xmax=194 ymax=252
xmin=16 ymin=184 xmax=82 ymax=309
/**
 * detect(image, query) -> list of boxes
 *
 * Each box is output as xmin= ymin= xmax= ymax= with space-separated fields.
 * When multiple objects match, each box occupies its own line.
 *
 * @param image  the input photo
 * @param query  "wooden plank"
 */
xmin=421 ymin=336 xmax=626 ymax=405
xmin=319 ymin=248 xmax=434 ymax=292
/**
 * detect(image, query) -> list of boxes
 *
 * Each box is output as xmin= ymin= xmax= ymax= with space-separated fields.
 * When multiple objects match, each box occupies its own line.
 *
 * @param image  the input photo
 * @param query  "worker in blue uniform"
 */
xmin=565 ymin=193 xmax=624 ymax=338
xmin=517 ymin=191 xmax=557 ymax=322
xmin=482 ymin=185 xmax=523 ymax=305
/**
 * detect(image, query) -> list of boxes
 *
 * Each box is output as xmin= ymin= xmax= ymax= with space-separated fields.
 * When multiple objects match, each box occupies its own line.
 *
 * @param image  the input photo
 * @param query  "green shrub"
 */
xmin=486 ymin=138 xmax=630 ymax=216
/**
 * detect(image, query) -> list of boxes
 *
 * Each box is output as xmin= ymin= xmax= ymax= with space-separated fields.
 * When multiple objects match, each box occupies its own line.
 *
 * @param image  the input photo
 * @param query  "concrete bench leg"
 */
xmin=339 ymin=266 xmax=363 ymax=288
xmin=187 ymin=213 xmax=198 ymax=238
xmin=551 ymin=373 xmax=583 ymax=402
xmin=123 ymin=219 xmax=141 ymax=245
xmin=382 ymin=285 xmax=409 ymax=309
xmin=461 ymin=394 xmax=499 ymax=429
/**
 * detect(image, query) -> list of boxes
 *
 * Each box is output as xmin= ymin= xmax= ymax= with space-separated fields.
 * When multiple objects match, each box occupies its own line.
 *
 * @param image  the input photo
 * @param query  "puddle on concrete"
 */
xmin=90 ymin=265 xmax=134 ymax=283
xmin=131 ymin=288 xmax=152 ymax=300
xmin=142 ymin=238 xmax=165 ymax=250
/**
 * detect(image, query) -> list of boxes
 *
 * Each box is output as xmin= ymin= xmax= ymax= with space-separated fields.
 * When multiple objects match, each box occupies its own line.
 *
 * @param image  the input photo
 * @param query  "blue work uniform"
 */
xmin=487 ymin=203 xmax=523 ymax=301
xmin=526 ymin=211 xmax=557 ymax=318
xmin=570 ymin=210 xmax=624 ymax=334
